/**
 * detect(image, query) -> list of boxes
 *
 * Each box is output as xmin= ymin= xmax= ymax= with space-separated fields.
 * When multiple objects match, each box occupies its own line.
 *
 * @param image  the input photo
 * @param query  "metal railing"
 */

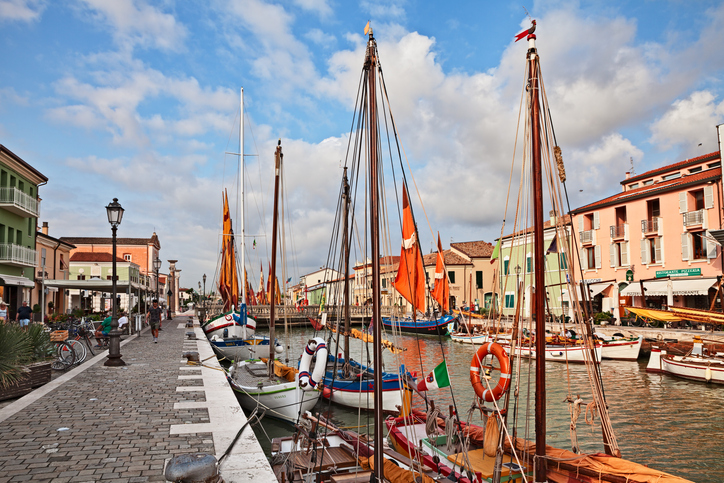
xmin=579 ymin=230 xmax=594 ymax=244
xmin=609 ymin=224 xmax=625 ymax=239
xmin=641 ymin=218 xmax=659 ymax=234
xmin=0 ymin=187 xmax=39 ymax=217
xmin=682 ymin=209 xmax=704 ymax=227
xmin=0 ymin=243 xmax=37 ymax=266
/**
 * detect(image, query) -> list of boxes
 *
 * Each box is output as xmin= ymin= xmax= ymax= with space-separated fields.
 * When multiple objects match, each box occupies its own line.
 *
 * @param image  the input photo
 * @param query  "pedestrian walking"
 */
xmin=146 ymin=300 xmax=162 ymax=343
xmin=16 ymin=300 xmax=32 ymax=331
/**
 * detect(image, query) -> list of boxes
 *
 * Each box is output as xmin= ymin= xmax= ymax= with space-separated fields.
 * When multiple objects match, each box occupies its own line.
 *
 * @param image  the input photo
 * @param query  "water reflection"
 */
xmin=248 ymin=327 xmax=724 ymax=482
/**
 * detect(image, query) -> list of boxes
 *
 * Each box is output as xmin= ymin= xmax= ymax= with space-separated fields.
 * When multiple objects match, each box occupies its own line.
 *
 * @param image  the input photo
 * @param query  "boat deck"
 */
xmin=232 ymin=361 xmax=289 ymax=388
xmin=272 ymin=445 xmax=359 ymax=482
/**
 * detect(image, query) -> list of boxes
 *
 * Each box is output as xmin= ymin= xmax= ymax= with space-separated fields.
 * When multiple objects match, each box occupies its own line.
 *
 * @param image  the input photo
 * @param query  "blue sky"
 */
xmin=1 ymin=0 xmax=724 ymax=290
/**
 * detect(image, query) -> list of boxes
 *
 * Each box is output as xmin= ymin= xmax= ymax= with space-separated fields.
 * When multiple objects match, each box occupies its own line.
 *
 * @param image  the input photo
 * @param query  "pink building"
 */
xmin=571 ymin=150 xmax=723 ymax=320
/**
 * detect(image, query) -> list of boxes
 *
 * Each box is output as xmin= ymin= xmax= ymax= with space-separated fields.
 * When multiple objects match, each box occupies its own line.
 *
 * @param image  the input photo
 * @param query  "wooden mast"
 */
xmin=366 ymin=29 xmax=384 ymax=482
xmin=268 ymin=140 xmax=282 ymax=377
xmin=528 ymin=33 xmax=547 ymax=482
xmin=342 ymin=168 xmax=351 ymax=370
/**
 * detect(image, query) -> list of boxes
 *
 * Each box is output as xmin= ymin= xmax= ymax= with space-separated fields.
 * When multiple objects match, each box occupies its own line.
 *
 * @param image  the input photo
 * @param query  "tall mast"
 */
xmin=269 ymin=140 xmax=282 ymax=377
xmin=528 ymin=34 xmax=547 ymax=482
xmin=366 ymin=30 xmax=384 ymax=482
xmin=342 ymin=168 xmax=351 ymax=365
xmin=240 ymin=87 xmax=246 ymax=306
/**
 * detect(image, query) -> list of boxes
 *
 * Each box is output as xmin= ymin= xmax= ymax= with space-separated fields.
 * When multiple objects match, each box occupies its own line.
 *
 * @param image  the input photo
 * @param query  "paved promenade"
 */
xmin=0 ymin=317 xmax=276 ymax=483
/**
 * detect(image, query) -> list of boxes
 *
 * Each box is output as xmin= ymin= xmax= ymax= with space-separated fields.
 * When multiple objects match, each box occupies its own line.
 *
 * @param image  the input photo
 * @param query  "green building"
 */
xmin=0 ymin=145 xmax=47 ymax=317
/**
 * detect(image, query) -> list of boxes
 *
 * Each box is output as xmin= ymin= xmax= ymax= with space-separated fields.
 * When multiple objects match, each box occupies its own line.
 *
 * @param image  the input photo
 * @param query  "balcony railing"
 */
xmin=683 ymin=209 xmax=704 ymax=227
xmin=609 ymin=224 xmax=626 ymax=239
xmin=641 ymin=218 xmax=659 ymax=234
xmin=0 ymin=243 xmax=37 ymax=267
xmin=579 ymin=230 xmax=594 ymax=244
xmin=0 ymin=187 xmax=39 ymax=218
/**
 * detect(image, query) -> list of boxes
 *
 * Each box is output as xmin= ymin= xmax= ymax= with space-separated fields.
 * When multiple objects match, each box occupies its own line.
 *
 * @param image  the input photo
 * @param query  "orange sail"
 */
xmin=392 ymin=186 xmax=426 ymax=320
xmin=257 ymin=262 xmax=266 ymax=304
xmin=431 ymin=232 xmax=449 ymax=312
xmin=218 ymin=190 xmax=239 ymax=311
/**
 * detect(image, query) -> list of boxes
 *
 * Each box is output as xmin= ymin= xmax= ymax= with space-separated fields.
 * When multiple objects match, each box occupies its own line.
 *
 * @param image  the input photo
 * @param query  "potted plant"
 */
xmin=0 ymin=324 xmax=54 ymax=401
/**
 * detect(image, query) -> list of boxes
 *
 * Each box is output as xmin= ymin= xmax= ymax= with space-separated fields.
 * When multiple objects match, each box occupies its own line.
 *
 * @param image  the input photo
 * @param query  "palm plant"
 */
xmin=0 ymin=324 xmax=32 ymax=389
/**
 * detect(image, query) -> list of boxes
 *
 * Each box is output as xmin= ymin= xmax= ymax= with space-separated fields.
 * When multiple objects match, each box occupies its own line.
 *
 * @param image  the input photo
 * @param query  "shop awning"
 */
xmin=0 ymin=275 xmax=35 ymax=287
xmin=620 ymin=278 xmax=716 ymax=297
xmin=561 ymin=282 xmax=612 ymax=301
xmin=43 ymin=279 xmax=145 ymax=291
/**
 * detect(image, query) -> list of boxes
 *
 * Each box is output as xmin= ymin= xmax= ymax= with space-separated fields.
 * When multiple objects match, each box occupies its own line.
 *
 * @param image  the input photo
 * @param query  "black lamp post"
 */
xmin=153 ymin=257 xmax=161 ymax=302
xmin=167 ymin=289 xmax=173 ymax=320
xmin=104 ymin=198 xmax=125 ymax=367
xmin=202 ymin=273 xmax=206 ymax=307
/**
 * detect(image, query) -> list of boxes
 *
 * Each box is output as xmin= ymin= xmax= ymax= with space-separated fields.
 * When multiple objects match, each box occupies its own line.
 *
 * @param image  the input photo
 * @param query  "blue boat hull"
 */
xmin=382 ymin=313 xmax=457 ymax=335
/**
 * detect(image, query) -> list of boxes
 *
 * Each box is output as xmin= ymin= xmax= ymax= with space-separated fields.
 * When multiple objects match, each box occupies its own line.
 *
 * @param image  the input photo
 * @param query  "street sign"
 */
xmin=655 ymin=268 xmax=702 ymax=278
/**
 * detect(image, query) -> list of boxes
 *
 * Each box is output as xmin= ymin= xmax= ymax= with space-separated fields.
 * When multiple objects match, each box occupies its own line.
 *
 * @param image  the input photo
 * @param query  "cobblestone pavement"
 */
xmin=0 ymin=318 xmax=216 ymax=483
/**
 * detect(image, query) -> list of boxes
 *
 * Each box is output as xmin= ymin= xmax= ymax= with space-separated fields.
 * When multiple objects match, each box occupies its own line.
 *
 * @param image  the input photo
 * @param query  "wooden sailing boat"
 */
xmin=227 ymin=140 xmax=320 ymax=423
xmin=388 ymin=21 xmax=694 ymax=483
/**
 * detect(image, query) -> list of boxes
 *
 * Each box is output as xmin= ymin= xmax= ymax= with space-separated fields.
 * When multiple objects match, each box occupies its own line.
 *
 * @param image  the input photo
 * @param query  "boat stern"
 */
xmin=646 ymin=347 xmax=666 ymax=373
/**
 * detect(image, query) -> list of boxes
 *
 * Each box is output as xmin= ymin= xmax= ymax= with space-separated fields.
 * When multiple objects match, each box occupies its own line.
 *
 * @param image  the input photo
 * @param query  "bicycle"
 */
xmin=49 ymin=330 xmax=76 ymax=370
xmin=48 ymin=320 xmax=93 ymax=365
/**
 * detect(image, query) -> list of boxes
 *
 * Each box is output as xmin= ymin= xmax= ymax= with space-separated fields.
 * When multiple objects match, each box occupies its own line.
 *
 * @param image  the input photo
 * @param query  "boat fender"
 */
xmin=706 ymin=366 xmax=713 ymax=382
xmin=322 ymin=385 xmax=332 ymax=398
xmin=470 ymin=342 xmax=511 ymax=402
xmin=298 ymin=337 xmax=328 ymax=391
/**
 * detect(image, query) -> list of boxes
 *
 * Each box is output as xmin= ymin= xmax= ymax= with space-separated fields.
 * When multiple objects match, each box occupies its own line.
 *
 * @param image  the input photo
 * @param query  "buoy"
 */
xmin=322 ymin=386 xmax=332 ymax=398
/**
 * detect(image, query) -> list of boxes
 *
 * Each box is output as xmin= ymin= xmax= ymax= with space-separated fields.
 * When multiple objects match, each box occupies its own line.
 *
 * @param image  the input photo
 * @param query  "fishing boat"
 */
xmin=596 ymin=332 xmax=643 ymax=360
xmin=227 ymin=140 xmax=320 ymax=423
xmin=647 ymin=336 xmax=724 ymax=383
xmin=387 ymin=21 xmax=693 ymax=483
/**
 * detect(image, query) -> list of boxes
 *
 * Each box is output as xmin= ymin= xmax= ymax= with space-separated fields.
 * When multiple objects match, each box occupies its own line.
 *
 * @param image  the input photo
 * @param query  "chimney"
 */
xmin=42 ymin=222 xmax=48 ymax=235
xmin=625 ymin=171 xmax=631 ymax=179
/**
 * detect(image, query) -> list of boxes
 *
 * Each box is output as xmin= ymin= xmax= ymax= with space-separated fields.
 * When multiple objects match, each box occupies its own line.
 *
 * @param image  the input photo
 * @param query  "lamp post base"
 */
xmin=104 ymin=354 xmax=126 ymax=367
xmin=104 ymin=329 xmax=126 ymax=367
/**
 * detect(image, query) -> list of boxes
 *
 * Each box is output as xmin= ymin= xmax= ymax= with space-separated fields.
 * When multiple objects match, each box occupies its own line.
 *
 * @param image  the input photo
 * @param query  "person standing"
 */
xmin=0 ymin=301 xmax=7 ymax=323
xmin=146 ymin=300 xmax=162 ymax=343
xmin=16 ymin=300 xmax=32 ymax=331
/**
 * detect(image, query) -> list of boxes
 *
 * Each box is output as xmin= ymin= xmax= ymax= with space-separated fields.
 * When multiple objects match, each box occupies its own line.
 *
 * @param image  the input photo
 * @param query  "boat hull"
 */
xmin=503 ymin=343 xmax=602 ymax=363
xmin=647 ymin=348 xmax=724 ymax=383
xmin=210 ymin=335 xmax=278 ymax=361
xmin=203 ymin=308 xmax=257 ymax=340
xmin=450 ymin=332 xmax=492 ymax=344
xmin=321 ymin=357 xmax=407 ymax=413
xmin=382 ymin=313 xmax=457 ymax=335
xmin=600 ymin=336 xmax=642 ymax=361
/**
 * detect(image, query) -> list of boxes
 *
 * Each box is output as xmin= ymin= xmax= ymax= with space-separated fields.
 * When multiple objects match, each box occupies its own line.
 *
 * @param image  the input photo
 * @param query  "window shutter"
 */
xmin=679 ymin=192 xmax=687 ymax=213
xmin=595 ymin=245 xmax=601 ymax=269
xmin=624 ymin=223 xmax=629 ymax=241
xmin=609 ymin=244 xmax=615 ymax=267
xmin=658 ymin=236 xmax=665 ymax=264
xmin=657 ymin=217 xmax=663 ymax=236
xmin=594 ymin=212 xmax=600 ymax=230
xmin=621 ymin=242 xmax=629 ymax=266
xmin=654 ymin=237 xmax=662 ymax=263
xmin=707 ymin=231 xmax=717 ymax=259
xmin=640 ymin=239 xmax=648 ymax=265
xmin=681 ymin=233 xmax=690 ymax=261
xmin=578 ymin=216 xmax=584 ymax=232
xmin=580 ymin=248 xmax=587 ymax=270
xmin=592 ymin=230 xmax=597 ymax=245
xmin=705 ymin=185 xmax=714 ymax=209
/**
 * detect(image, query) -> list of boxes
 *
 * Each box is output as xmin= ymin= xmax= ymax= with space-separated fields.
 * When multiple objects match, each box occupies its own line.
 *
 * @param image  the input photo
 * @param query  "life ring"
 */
xmin=298 ymin=337 xmax=328 ymax=391
xmin=470 ymin=342 xmax=511 ymax=402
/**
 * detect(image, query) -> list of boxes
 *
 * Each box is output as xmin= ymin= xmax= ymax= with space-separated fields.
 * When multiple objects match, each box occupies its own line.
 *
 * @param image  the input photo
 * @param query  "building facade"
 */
xmin=448 ymin=240 xmax=497 ymax=310
xmin=0 ymin=145 xmax=47 ymax=319
xmin=67 ymin=252 xmax=142 ymax=313
xmin=35 ymin=222 xmax=75 ymax=319
xmin=571 ymin=150 xmax=723 ymax=319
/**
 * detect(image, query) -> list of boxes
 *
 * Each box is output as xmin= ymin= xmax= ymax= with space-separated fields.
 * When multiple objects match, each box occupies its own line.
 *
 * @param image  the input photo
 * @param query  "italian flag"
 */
xmin=417 ymin=361 xmax=451 ymax=391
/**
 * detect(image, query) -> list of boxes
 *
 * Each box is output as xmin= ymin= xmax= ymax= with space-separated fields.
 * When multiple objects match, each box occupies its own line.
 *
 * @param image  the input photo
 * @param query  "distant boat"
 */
xmin=647 ymin=335 xmax=724 ymax=383
xmin=597 ymin=332 xmax=643 ymax=360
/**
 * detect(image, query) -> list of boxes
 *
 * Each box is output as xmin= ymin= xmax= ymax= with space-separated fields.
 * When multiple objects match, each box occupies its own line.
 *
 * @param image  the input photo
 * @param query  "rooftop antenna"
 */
xmin=629 ymin=156 xmax=635 ymax=176
xmin=522 ymin=6 xmax=532 ymax=21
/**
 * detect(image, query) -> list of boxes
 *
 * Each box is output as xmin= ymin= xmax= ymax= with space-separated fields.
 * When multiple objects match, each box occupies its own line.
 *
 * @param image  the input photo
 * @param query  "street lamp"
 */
xmin=104 ymin=198 xmax=125 ymax=367
xmin=167 ymin=289 xmax=173 ymax=320
xmin=153 ymin=257 xmax=161 ymax=303
xmin=202 ymin=273 xmax=206 ymax=306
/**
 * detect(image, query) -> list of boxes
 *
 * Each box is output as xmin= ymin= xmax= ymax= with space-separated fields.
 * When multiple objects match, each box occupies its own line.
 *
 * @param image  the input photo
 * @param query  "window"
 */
xmin=648 ymin=238 xmax=661 ymax=264
xmin=449 ymin=271 xmax=456 ymax=284
xmin=582 ymin=246 xmax=600 ymax=270
xmin=708 ymin=162 xmax=719 ymax=169
xmin=15 ymin=230 xmax=21 ymax=244
xmin=662 ymin=172 xmax=681 ymax=181
xmin=689 ymin=166 xmax=702 ymax=174
xmin=615 ymin=206 xmax=627 ymax=224
xmin=476 ymin=271 xmax=483 ymax=289
xmin=610 ymin=241 xmax=628 ymax=267
xmin=505 ymin=293 xmax=515 ymax=309
xmin=124 ymin=254 xmax=132 ymax=261
xmin=559 ymin=253 xmax=568 ymax=270
xmin=503 ymin=258 xmax=509 ymax=275
xmin=526 ymin=254 xmax=532 ymax=273
xmin=77 ymin=274 xmax=86 ymax=280
xmin=382 ymin=278 xmax=387 ymax=288
xmin=642 ymin=180 xmax=653 ymax=186
xmin=692 ymin=233 xmax=706 ymax=260
xmin=629 ymin=183 xmax=639 ymax=189
xmin=691 ymin=189 xmax=705 ymax=210
xmin=647 ymin=199 xmax=660 ymax=219
xmin=60 ymin=254 xmax=66 ymax=271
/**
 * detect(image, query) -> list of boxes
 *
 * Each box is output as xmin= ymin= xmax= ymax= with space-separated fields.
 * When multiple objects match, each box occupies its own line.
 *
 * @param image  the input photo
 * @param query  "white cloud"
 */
xmin=649 ymin=91 xmax=724 ymax=152
xmin=78 ymin=0 xmax=187 ymax=52
xmin=0 ymin=0 xmax=45 ymax=22
xmin=292 ymin=0 xmax=332 ymax=18
xmin=305 ymin=28 xmax=336 ymax=47
xmin=360 ymin=0 xmax=406 ymax=18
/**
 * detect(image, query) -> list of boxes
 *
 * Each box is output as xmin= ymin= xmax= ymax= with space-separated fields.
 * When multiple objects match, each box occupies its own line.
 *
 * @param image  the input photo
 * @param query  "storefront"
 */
xmin=619 ymin=277 xmax=718 ymax=310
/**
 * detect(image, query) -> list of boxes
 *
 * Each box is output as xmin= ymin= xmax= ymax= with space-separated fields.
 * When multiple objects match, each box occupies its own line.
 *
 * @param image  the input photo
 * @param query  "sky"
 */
xmin=1 ymin=0 xmax=724 ymax=292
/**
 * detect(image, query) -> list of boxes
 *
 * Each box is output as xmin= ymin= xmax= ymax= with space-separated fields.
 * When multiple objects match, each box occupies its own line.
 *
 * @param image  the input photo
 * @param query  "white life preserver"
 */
xmin=298 ymin=337 xmax=328 ymax=391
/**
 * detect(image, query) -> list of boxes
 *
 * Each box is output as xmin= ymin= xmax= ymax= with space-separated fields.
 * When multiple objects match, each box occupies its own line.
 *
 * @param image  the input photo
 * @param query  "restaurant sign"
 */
xmin=655 ymin=268 xmax=702 ymax=278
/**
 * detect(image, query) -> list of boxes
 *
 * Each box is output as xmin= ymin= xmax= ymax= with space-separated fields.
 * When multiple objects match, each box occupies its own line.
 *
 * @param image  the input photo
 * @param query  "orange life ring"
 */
xmin=470 ymin=342 xmax=511 ymax=402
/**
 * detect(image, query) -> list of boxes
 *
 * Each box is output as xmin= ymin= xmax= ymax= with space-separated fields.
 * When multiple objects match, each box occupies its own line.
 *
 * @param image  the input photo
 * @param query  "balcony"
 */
xmin=580 ymin=230 xmax=594 ymax=244
xmin=0 ymin=243 xmax=37 ymax=267
xmin=609 ymin=224 xmax=626 ymax=240
xmin=641 ymin=218 xmax=659 ymax=235
xmin=0 ymin=187 xmax=39 ymax=218
xmin=682 ymin=209 xmax=704 ymax=228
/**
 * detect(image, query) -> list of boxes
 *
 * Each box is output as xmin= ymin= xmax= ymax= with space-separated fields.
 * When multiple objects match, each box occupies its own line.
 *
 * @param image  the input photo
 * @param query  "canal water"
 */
xmin=245 ymin=326 xmax=724 ymax=483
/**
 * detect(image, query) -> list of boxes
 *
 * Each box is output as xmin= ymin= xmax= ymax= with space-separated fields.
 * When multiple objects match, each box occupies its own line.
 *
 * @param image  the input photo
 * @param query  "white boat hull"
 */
xmin=647 ymin=348 xmax=724 ymax=384
xmin=600 ymin=336 xmax=642 ymax=361
xmin=504 ymin=343 xmax=602 ymax=363
xmin=450 ymin=332 xmax=491 ymax=344
xmin=326 ymin=386 xmax=402 ymax=413
xmin=228 ymin=364 xmax=320 ymax=423
xmin=210 ymin=335 xmax=278 ymax=362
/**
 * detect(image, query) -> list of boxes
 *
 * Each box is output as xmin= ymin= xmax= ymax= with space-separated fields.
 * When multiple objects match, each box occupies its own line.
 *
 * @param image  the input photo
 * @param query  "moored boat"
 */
xmin=597 ymin=332 xmax=643 ymax=360
xmin=647 ymin=336 xmax=724 ymax=383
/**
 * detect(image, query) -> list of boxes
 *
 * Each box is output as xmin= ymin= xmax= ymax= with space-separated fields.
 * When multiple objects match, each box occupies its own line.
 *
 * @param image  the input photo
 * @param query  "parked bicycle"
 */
xmin=49 ymin=330 xmax=76 ymax=370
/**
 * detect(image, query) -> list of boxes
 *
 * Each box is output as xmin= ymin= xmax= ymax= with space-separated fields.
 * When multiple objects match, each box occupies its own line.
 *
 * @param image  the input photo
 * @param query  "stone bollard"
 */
xmin=186 ymin=320 xmax=194 ymax=328
xmin=165 ymin=453 xmax=221 ymax=482
xmin=186 ymin=331 xmax=197 ymax=340
xmin=183 ymin=351 xmax=200 ymax=363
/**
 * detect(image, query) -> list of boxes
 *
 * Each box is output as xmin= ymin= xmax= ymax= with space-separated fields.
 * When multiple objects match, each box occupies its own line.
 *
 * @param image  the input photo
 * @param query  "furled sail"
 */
xmin=430 ymin=232 xmax=449 ymax=313
xmin=218 ymin=190 xmax=239 ymax=311
xmin=392 ymin=185 xmax=426 ymax=320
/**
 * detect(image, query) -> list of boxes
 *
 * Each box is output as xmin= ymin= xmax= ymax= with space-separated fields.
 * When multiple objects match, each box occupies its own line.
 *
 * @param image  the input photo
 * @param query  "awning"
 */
xmin=561 ymin=282 xmax=612 ymax=301
xmin=0 ymin=275 xmax=35 ymax=287
xmin=43 ymin=279 xmax=145 ymax=291
xmin=620 ymin=278 xmax=716 ymax=297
